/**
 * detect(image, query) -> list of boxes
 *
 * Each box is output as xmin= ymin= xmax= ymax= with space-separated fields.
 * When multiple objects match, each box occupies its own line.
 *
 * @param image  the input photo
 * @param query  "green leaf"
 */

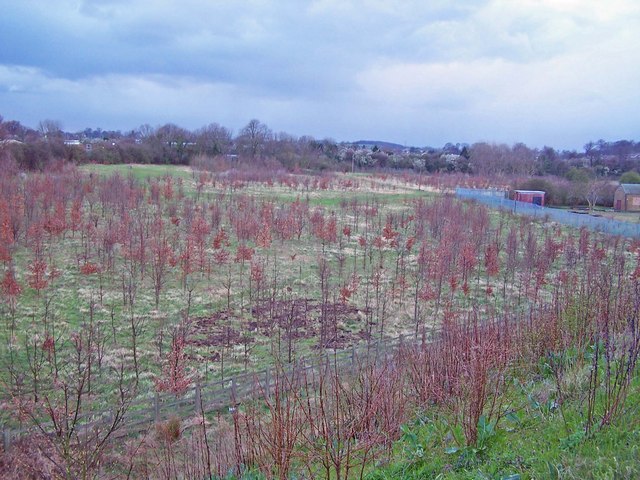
xmin=560 ymin=430 xmax=585 ymax=450
xmin=505 ymin=411 xmax=520 ymax=424
xmin=401 ymin=426 xmax=418 ymax=444
xmin=546 ymin=461 xmax=560 ymax=479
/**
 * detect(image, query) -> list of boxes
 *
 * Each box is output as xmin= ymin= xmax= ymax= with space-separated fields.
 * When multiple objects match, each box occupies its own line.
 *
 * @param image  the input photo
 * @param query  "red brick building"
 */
xmin=614 ymin=184 xmax=640 ymax=211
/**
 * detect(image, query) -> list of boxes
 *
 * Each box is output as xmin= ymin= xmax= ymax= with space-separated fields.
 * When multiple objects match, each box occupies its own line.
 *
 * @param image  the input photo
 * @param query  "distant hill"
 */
xmin=351 ymin=140 xmax=406 ymax=151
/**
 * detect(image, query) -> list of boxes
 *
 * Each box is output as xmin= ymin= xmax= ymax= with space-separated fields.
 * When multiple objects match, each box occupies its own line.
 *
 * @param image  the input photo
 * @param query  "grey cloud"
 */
xmin=1 ymin=0 xmax=639 ymax=149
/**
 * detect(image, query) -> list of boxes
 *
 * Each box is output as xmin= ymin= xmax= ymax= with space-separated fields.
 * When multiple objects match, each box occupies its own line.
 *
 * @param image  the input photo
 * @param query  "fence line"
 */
xmin=456 ymin=188 xmax=640 ymax=238
xmin=1 ymin=332 xmax=430 ymax=451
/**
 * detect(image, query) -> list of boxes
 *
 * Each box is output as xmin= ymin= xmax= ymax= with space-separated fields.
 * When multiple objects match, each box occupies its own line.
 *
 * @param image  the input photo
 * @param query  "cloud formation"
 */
xmin=1 ymin=0 xmax=638 ymax=148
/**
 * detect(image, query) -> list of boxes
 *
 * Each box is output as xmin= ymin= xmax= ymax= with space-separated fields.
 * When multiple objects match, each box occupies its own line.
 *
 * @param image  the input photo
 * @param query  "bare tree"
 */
xmin=584 ymin=179 xmax=612 ymax=212
xmin=11 ymin=328 xmax=135 ymax=479
xmin=237 ymin=119 xmax=272 ymax=158
xmin=137 ymin=123 xmax=155 ymax=139
xmin=195 ymin=123 xmax=233 ymax=156
xmin=37 ymin=119 xmax=63 ymax=140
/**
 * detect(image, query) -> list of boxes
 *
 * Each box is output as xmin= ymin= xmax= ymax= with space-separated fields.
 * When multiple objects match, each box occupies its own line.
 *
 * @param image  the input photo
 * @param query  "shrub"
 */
xmin=515 ymin=178 xmax=562 ymax=205
xmin=620 ymin=170 xmax=640 ymax=184
xmin=157 ymin=416 xmax=182 ymax=443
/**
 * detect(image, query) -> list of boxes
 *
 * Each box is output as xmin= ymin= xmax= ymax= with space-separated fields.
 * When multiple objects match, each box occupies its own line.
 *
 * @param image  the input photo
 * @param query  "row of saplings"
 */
xmin=5 ymin=273 xmax=635 ymax=480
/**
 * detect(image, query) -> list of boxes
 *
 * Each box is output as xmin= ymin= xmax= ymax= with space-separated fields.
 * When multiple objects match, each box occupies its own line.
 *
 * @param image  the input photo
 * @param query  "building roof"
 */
xmin=514 ymin=190 xmax=545 ymax=195
xmin=619 ymin=184 xmax=640 ymax=195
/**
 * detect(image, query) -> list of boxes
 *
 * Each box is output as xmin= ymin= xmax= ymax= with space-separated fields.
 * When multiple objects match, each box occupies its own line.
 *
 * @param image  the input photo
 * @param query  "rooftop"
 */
xmin=619 ymin=184 xmax=640 ymax=195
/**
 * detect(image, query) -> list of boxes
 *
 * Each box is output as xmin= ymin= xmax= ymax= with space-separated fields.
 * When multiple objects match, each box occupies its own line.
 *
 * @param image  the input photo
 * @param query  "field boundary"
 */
xmin=456 ymin=188 xmax=640 ymax=237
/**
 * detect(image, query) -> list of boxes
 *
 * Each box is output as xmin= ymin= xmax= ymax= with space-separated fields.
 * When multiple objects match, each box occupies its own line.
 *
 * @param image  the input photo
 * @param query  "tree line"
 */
xmin=2 ymin=114 xmax=640 ymax=181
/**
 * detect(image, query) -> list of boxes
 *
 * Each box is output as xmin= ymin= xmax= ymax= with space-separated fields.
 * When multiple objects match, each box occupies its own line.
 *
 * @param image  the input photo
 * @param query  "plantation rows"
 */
xmin=1 ymin=164 xmax=640 ymax=477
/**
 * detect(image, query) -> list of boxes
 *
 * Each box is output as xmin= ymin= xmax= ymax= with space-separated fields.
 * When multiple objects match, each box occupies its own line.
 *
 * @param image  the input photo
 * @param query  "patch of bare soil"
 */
xmin=187 ymin=297 xmax=369 ymax=350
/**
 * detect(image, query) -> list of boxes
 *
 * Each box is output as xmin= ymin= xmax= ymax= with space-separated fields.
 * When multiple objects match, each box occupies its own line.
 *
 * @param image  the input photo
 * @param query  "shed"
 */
xmin=513 ymin=190 xmax=545 ymax=206
xmin=614 ymin=184 xmax=640 ymax=211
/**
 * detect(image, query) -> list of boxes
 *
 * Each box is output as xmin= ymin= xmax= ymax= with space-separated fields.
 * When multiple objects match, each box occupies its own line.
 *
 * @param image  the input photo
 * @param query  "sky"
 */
xmin=0 ymin=0 xmax=638 ymax=150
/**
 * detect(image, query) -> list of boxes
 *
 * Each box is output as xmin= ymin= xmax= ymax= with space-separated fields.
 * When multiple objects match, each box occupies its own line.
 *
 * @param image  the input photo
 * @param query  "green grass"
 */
xmin=80 ymin=163 xmax=194 ymax=181
xmin=366 ymin=372 xmax=640 ymax=480
xmin=308 ymin=190 xmax=430 ymax=208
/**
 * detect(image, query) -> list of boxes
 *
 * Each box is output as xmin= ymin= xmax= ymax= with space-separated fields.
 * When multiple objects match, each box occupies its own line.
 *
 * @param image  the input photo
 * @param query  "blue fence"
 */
xmin=456 ymin=188 xmax=640 ymax=238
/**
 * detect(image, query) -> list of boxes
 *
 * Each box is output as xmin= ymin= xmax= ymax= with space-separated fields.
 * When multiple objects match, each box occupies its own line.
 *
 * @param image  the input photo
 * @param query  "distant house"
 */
xmin=613 ymin=184 xmax=640 ymax=211
xmin=514 ymin=190 xmax=545 ymax=206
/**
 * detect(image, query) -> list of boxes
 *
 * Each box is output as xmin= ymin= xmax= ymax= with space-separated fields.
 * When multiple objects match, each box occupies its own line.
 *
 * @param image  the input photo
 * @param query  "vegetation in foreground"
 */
xmin=369 ymin=362 xmax=640 ymax=480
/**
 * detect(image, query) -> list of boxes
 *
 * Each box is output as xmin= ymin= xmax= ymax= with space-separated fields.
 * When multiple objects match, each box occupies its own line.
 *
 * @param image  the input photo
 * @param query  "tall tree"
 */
xmin=195 ymin=123 xmax=233 ymax=156
xmin=37 ymin=119 xmax=63 ymax=140
xmin=237 ymin=119 xmax=272 ymax=158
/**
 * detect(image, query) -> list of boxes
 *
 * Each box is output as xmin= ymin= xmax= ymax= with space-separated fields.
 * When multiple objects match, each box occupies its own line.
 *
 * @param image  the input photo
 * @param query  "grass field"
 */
xmin=80 ymin=162 xmax=195 ymax=181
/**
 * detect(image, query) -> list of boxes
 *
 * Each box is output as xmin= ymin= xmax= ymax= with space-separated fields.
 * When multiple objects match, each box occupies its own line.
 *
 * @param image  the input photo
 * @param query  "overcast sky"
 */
xmin=1 ymin=0 xmax=638 ymax=150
